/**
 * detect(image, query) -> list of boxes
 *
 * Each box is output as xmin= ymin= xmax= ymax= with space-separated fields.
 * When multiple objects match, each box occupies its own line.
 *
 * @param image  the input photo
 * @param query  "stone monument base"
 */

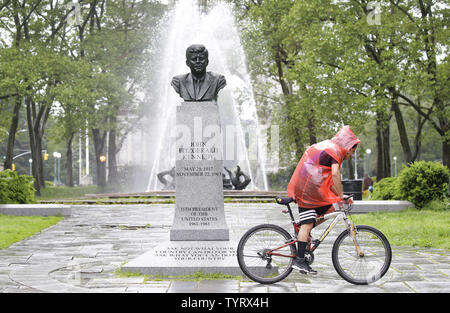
xmin=122 ymin=240 xmax=244 ymax=276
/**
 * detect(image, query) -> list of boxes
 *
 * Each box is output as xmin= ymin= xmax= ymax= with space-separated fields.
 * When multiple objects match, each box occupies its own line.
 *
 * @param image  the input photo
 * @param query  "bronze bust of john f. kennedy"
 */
xmin=171 ymin=44 xmax=226 ymax=102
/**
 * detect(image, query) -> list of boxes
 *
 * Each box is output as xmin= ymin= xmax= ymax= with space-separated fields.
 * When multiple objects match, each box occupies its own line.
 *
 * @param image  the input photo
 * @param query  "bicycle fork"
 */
xmin=343 ymin=216 xmax=364 ymax=257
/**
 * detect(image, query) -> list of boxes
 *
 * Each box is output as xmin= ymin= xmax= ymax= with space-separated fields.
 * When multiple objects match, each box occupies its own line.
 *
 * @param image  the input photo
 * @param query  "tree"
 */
xmin=384 ymin=0 xmax=449 ymax=168
xmin=232 ymin=0 xmax=448 ymax=181
xmin=230 ymin=0 xmax=310 ymax=163
xmin=0 ymin=0 xmax=91 ymax=194
xmin=76 ymin=0 xmax=165 ymax=189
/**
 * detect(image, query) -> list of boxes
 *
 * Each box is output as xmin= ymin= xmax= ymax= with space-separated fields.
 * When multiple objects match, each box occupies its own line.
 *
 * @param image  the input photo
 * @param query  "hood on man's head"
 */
xmin=330 ymin=125 xmax=361 ymax=152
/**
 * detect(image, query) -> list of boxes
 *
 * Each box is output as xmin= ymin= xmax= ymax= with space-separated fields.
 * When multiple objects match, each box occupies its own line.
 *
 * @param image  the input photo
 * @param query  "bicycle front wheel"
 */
xmin=332 ymin=225 xmax=392 ymax=285
xmin=237 ymin=224 xmax=295 ymax=284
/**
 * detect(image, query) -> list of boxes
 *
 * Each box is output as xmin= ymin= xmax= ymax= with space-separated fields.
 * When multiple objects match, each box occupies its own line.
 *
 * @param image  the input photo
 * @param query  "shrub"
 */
xmin=371 ymin=176 xmax=402 ymax=200
xmin=0 ymin=170 xmax=36 ymax=204
xmin=397 ymin=161 xmax=449 ymax=209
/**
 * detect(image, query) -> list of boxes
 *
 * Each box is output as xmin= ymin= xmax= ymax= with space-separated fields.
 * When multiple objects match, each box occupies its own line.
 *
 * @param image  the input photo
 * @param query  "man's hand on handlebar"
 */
xmin=342 ymin=195 xmax=353 ymax=204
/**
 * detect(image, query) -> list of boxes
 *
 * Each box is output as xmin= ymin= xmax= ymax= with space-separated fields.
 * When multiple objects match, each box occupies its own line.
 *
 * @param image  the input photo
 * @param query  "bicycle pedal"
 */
xmin=296 ymin=268 xmax=317 ymax=275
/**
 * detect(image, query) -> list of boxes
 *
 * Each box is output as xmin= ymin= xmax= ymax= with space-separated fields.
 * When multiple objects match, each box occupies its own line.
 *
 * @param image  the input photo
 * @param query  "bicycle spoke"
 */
xmin=242 ymin=254 xmax=264 ymax=258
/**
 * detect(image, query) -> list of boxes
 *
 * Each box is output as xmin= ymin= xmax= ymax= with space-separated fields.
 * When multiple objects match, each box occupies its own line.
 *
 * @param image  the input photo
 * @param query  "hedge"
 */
xmin=0 ymin=170 xmax=36 ymax=204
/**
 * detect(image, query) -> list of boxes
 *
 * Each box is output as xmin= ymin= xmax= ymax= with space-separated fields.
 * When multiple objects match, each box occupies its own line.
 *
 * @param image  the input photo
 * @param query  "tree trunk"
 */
xmin=443 ymin=139 xmax=450 ymax=170
xmin=392 ymin=100 xmax=413 ymax=164
xmin=274 ymin=48 xmax=291 ymax=96
xmin=376 ymin=117 xmax=384 ymax=181
xmin=92 ymin=128 xmax=107 ymax=191
xmin=294 ymin=131 xmax=304 ymax=161
xmin=375 ymin=111 xmax=391 ymax=181
xmin=25 ymin=96 xmax=41 ymax=195
xmin=107 ymin=129 xmax=119 ymax=186
xmin=66 ymin=132 xmax=75 ymax=187
xmin=35 ymin=130 xmax=45 ymax=189
xmin=347 ymin=159 xmax=355 ymax=180
xmin=307 ymin=111 xmax=317 ymax=146
xmin=437 ymin=101 xmax=449 ymax=169
xmin=3 ymin=97 xmax=21 ymax=170
xmin=383 ymin=122 xmax=391 ymax=177
xmin=25 ymin=96 xmax=51 ymax=195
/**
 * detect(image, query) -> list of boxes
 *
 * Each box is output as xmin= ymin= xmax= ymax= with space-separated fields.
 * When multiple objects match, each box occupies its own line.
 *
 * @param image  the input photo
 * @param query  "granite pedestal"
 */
xmin=171 ymin=102 xmax=229 ymax=241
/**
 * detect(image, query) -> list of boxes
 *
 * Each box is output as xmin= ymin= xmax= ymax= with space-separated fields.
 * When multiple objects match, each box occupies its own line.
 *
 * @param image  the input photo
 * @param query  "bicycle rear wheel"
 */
xmin=237 ymin=224 xmax=295 ymax=284
xmin=332 ymin=225 xmax=392 ymax=285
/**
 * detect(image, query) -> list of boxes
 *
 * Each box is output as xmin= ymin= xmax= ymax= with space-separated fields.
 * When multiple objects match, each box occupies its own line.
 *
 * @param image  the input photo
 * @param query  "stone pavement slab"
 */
xmin=0 ymin=203 xmax=448 ymax=293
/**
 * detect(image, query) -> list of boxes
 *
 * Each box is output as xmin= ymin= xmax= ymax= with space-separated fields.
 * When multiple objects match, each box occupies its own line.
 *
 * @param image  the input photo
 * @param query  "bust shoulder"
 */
xmin=207 ymin=71 xmax=224 ymax=79
xmin=207 ymin=71 xmax=226 ymax=89
xmin=171 ymin=73 xmax=189 ymax=83
xmin=171 ymin=74 xmax=189 ymax=92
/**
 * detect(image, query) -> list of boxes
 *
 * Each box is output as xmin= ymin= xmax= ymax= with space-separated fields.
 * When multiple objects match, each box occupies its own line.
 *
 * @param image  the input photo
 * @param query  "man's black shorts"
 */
xmin=298 ymin=205 xmax=332 ymax=226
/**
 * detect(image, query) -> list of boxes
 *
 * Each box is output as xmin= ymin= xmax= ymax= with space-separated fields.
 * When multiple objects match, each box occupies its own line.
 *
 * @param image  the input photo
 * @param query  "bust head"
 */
xmin=185 ymin=44 xmax=209 ymax=78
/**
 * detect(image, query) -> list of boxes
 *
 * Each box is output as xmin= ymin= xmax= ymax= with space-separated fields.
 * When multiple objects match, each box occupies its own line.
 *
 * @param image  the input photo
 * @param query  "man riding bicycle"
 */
xmin=287 ymin=125 xmax=360 ymax=274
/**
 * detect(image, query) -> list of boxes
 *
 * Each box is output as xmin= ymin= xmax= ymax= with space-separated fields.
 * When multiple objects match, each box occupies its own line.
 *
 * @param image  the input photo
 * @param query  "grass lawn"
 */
xmin=351 ymin=208 xmax=450 ymax=250
xmin=0 ymin=214 xmax=63 ymax=249
xmin=36 ymin=185 xmax=100 ymax=200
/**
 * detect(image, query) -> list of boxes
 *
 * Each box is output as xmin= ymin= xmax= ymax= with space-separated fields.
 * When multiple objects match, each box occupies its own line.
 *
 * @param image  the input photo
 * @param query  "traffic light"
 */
xmin=44 ymin=153 xmax=49 ymax=160
xmin=12 ymin=163 xmax=15 ymax=171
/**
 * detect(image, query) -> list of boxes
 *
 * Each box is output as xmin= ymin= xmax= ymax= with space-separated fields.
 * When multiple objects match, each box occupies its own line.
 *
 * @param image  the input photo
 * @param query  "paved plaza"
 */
xmin=0 ymin=203 xmax=448 ymax=293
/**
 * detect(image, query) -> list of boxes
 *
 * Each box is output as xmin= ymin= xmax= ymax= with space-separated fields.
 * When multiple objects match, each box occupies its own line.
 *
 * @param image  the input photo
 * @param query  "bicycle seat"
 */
xmin=276 ymin=196 xmax=295 ymax=205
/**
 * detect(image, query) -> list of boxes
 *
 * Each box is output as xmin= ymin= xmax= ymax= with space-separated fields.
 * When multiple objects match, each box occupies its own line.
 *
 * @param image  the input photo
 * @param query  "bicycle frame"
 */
xmin=269 ymin=202 xmax=362 ymax=258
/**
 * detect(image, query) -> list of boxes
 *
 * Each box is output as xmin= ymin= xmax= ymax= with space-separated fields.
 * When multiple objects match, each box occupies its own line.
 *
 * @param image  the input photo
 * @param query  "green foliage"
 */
xmin=0 ymin=170 xmax=36 ymax=204
xmin=422 ymin=197 xmax=450 ymax=212
xmin=267 ymin=166 xmax=295 ymax=191
xmin=371 ymin=176 xmax=401 ymax=200
xmin=230 ymin=0 xmax=449 ymax=168
xmin=397 ymin=161 xmax=450 ymax=209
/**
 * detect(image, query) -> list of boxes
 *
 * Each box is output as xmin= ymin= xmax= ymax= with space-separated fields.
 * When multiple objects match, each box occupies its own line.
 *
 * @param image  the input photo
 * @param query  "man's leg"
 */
xmin=296 ymin=222 xmax=313 ymax=259
xmin=292 ymin=209 xmax=317 ymax=274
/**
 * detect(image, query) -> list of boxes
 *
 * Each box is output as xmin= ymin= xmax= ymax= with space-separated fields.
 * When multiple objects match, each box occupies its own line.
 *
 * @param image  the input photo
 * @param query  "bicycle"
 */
xmin=236 ymin=196 xmax=392 ymax=285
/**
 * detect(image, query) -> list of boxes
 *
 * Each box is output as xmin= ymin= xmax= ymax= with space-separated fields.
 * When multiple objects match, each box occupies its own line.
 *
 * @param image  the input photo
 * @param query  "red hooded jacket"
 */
xmin=287 ymin=126 xmax=360 ymax=208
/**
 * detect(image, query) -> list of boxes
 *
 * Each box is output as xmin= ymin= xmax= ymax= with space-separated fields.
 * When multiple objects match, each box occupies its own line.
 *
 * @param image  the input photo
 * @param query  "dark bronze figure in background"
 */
xmin=224 ymin=165 xmax=251 ymax=190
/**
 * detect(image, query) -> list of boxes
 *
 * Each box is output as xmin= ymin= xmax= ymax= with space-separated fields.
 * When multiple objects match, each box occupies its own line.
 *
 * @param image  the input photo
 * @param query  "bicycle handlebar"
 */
xmin=332 ymin=198 xmax=354 ymax=212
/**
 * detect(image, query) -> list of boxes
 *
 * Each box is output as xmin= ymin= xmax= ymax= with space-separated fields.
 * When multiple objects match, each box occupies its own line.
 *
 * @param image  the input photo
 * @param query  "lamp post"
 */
xmin=366 ymin=148 xmax=372 ymax=176
xmin=393 ymin=156 xmax=397 ymax=177
xmin=53 ymin=152 xmax=61 ymax=185
xmin=58 ymin=153 xmax=61 ymax=184
xmin=99 ymin=154 xmax=107 ymax=192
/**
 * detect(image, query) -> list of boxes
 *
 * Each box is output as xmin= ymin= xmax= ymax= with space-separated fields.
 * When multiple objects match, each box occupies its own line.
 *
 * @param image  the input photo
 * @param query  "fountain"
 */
xmin=116 ymin=0 xmax=269 ymax=192
xmin=121 ymin=0 xmax=276 ymax=277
